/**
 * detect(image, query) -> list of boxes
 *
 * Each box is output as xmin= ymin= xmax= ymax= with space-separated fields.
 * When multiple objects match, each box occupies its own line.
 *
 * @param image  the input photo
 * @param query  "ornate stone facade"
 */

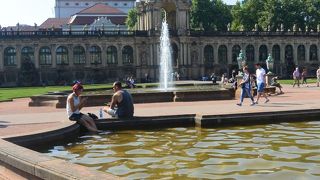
xmin=0 ymin=0 xmax=320 ymax=86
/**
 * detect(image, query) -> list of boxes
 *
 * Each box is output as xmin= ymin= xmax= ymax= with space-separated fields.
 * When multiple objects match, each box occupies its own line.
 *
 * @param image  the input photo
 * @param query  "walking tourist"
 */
xmin=104 ymin=81 xmax=134 ymax=118
xmin=254 ymin=63 xmax=270 ymax=104
xmin=301 ymin=67 xmax=308 ymax=87
xmin=317 ymin=66 xmax=320 ymax=87
xmin=236 ymin=66 xmax=255 ymax=106
xmin=292 ymin=67 xmax=300 ymax=87
xmin=66 ymin=83 xmax=100 ymax=132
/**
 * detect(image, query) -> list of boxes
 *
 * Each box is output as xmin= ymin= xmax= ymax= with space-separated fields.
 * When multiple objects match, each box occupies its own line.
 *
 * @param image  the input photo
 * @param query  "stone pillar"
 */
xmin=16 ymin=45 xmax=21 ymax=69
xmin=51 ymin=44 xmax=56 ymax=68
xmin=187 ymin=43 xmax=191 ymax=65
xmin=179 ymin=43 xmax=184 ymax=66
xmin=133 ymin=44 xmax=137 ymax=66
xmin=184 ymin=43 xmax=188 ymax=66
xmin=293 ymin=43 xmax=298 ymax=65
xmin=146 ymin=11 xmax=149 ymax=30
xmin=0 ymin=45 xmax=3 ymax=71
xmin=155 ymin=9 xmax=160 ymax=31
xmin=186 ymin=11 xmax=190 ymax=30
xmin=267 ymin=43 xmax=272 ymax=57
xmin=227 ymin=44 xmax=233 ymax=64
xmin=101 ymin=44 xmax=107 ymax=67
xmin=34 ymin=44 xmax=39 ymax=69
xmin=117 ymin=44 xmax=122 ymax=66
xmin=306 ymin=44 xmax=310 ymax=63
xmin=280 ymin=44 xmax=285 ymax=64
xmin=85 ymin=44 xmax=90 ymax=67
xmin=254 ymin=44 xmax=259 ymax=63
xmin=213 ymin=43 xmax=218 ymax=65
xmin=149 ymin=43 xmax=154 ymax=66
xmin=68 ymin=44 xmax=74 ymax=67
xmin=199 ymin=44 xmax=204 ymax=64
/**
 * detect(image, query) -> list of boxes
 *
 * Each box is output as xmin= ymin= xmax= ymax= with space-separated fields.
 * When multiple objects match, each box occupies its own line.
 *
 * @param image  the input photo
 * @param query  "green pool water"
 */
xmin=44 ymin=121 xmax=320 ymax=179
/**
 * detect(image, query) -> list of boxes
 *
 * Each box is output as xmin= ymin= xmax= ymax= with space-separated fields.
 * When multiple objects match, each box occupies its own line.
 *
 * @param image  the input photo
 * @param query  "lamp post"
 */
xmin=266 ymin=53 xmax=274 ymax=75
xmin=237 ymin=49 xmax=246 ymax=76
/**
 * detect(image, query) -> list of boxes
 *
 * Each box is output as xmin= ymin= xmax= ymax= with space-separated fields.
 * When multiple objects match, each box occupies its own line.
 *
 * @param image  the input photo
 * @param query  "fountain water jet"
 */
xmin=159 ymin=16 xmax=173 ymax=90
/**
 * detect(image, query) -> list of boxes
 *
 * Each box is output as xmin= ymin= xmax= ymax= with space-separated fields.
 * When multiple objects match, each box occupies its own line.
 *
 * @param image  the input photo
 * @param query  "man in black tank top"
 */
xmin=104 ymin=81 xmax=134 ymax=118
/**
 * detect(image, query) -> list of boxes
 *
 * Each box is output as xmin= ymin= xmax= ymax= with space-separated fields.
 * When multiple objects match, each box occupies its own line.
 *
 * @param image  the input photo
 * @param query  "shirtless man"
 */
xmin=104 ymin=81 xmax=134 ymax=118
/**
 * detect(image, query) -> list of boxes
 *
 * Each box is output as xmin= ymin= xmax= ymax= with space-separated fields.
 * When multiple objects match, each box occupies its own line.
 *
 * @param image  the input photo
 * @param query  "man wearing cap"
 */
xmin=104 ymin=81 xmax=134 ymax=118
xmin=66 ymin=83 xmax=100 ymax=132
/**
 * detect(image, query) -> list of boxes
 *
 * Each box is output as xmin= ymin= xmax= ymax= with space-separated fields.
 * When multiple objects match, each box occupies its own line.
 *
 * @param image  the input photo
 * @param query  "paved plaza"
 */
xmin=0 ymin=83 xmax=319 ymax=138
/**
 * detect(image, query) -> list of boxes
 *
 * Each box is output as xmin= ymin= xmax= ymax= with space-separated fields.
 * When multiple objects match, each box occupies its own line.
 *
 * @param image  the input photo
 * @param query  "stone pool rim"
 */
xmin=1 ymin=108 xmax=320 ymax=179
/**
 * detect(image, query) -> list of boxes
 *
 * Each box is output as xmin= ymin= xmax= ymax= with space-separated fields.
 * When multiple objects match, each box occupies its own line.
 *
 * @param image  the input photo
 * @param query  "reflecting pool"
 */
xmin=44 ymin=121 xmax=320 ymax=179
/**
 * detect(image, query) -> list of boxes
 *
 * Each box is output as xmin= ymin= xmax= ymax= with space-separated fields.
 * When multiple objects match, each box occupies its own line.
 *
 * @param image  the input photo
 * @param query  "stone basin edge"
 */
xmin=1 ymin=109 xmax=320 ymax=179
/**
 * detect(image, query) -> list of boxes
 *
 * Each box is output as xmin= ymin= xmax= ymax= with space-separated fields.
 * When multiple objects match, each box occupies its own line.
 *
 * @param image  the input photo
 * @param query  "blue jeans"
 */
xmin=240 ymin=88 xmax=254 ymax=103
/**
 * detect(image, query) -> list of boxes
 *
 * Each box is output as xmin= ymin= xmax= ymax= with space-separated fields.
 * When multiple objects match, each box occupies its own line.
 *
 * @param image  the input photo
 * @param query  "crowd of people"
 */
xmin=65 ymin=65 xmax=320 ymax=133
xmin=291 ymin=66 xmax=320 ymax=88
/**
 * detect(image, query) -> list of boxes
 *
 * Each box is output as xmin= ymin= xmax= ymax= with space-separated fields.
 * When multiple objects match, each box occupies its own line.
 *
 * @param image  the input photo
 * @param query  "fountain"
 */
xmin=159 ymin=13 xmax=173 ymax=90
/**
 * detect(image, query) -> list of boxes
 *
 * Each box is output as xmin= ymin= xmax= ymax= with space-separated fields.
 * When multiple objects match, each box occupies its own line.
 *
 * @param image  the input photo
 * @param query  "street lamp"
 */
xmin=237 ymin=50 xmax=246 ymax=75
xmin=266 ymin=53 xmax=274 ymax=75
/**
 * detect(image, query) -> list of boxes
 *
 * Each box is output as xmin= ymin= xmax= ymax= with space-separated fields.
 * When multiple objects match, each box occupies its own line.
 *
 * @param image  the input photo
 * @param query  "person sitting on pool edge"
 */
xmin=66 ymin=83 xmax=100 ymax=132
xmin=104 ymin=81 xmax=134 ymax=119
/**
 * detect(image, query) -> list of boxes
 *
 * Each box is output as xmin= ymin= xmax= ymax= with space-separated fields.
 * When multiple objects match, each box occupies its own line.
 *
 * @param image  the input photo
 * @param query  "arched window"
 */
xmin=73 ymin=46 xmax=86 ymax=64
xmin=204 ymin=45 xmax=214 ymax=63
xmin=107 ymin=46 xmax=118 ymax=64
xmin=246 ymin=45 xmax=255 ymax=63
xmin=272 ymin=45 xmax=280 ymax=63
xmin=21 ymin=46 xmax=34 ymax=63
xmin=218 ymin=45 xmax=227 ymax=64
xmin=39 ymin=47 xmax=52 ymax=65
xmin=122 ymin=45 xmax=133 ymax=64
xmin=285 ymin=45 xmax=293 ymax=62
xmin=297 ymin=45 xmax=305 ymax=61
xmin=310 ymin=44 xmax=318 ymax=61
xmin=56 ymin=46 xmax=69 ymax=65
xmin=285 ymin=45 xmax=295 ymax=75
xmin=4 ymin=47 xmax=16 ymax=66
xmin=90 ymin=45 xmax=102 ymax=64
xmin=232 ymin=45 xmax=241 ymax=63
xmin=171 ymin=43 xmax=179 ymax=67
xmin=259 ymin=45 xmax=268 ymax=62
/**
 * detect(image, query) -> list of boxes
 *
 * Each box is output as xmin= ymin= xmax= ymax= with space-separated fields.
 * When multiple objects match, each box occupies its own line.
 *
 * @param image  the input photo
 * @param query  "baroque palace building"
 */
xmin=0 ymin=0 xmax=320 ymax=86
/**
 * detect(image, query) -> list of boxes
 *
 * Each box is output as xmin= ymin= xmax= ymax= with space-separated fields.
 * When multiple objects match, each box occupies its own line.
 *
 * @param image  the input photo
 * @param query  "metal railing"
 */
xmin=0 ymin=29 xmax=319 ymax=38
xmin=189 ymin=30 xmax=320 ymax=37
xmin=0 ymin=30 xmax=149 ymax=38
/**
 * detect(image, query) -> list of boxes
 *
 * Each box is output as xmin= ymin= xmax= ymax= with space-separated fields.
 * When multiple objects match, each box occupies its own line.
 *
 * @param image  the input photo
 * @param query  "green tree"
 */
xmin=190 ymin=0 xmax=232 ymax=31
xmin=126 ymin=8 xmax=138 ymax=30
xmin=190 ymin=0 xmax=213 ymax=30
xmin=304 ymin=0 xmax=320 ymax=31
xmin=211 ymin=0 xmax=232 ymax=31
xmin=258 ymin=0 xmax=283 ymax=31
xmin=231 ymin=1 xmax=243 ymax=31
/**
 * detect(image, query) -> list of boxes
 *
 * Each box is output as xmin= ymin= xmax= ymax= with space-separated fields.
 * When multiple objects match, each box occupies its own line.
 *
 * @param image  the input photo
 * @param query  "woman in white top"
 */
xmin=66 ymin=83 xmax=99 ymax=132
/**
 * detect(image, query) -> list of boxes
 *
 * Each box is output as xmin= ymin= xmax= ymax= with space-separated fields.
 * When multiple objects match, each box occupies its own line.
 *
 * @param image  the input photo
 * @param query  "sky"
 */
xmin=0 ymin=0 xmax=238 ymax=27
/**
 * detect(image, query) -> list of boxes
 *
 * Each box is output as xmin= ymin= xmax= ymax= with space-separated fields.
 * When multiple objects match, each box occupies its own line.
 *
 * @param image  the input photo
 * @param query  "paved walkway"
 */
xmin=0 ymin=83 xmax=319 ymax=138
